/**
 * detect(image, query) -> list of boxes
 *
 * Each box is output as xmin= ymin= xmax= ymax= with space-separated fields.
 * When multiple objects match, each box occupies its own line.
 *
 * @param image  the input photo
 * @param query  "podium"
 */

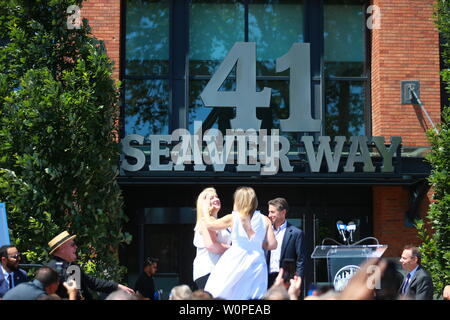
xmin=311 ymin=244 xmax=387 ymax=291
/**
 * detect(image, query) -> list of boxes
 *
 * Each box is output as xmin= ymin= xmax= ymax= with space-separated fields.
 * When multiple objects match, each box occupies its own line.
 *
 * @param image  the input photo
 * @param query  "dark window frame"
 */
xmin=119 ymin=0 xmax=371 ymax=140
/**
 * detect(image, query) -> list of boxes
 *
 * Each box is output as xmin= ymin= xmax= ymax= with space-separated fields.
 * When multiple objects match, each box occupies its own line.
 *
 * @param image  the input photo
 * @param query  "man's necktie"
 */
xmin=402 ymin=273 xmax=411 ymax=294
xmin=7 ymin=274 xmax=12 ymax=289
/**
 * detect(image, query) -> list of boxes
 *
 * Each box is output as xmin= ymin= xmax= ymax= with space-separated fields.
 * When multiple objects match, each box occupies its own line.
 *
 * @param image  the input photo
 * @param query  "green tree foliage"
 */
xmin=0 ymin=0 xmax=131 ymax=281
xmin=416 ymin=0 xmax=450 ymax=298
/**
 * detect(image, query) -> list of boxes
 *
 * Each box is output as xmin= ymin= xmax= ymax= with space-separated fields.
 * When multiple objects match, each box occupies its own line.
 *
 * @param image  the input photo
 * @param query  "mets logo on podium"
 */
xmin=333 ymin=265 xmax=360 ymax=291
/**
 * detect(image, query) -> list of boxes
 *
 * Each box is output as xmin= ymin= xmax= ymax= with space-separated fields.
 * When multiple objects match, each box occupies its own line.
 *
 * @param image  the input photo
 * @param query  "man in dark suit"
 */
xmin=399 ymin=245 xmax=434 ymax=300
xmin=46 ymin=230 xmax=134 ymax=300
xmin=266 ymin=198 xmax=306 ymax=290
xmin=0 ymin=245 xmax=28 ymax=298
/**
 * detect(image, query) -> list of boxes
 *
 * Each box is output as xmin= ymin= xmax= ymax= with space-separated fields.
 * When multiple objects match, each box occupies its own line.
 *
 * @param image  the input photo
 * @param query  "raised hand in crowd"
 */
xmin=269 ymin=268 xmax=302 ymax=300
xmin=339 ymin=258 xmax=387 ymax=300
xmin=63 ymin=279 xmax=79 ymax=300
xmin=287 ymin=275 xmax=302 ymax=300
xmin=443 ymin=285 xmax=450 ymax=300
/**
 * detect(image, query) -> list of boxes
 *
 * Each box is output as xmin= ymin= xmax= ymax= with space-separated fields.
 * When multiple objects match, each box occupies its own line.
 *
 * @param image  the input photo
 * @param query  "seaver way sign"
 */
xmin=120 ymin=43 xmax=402 ymax=176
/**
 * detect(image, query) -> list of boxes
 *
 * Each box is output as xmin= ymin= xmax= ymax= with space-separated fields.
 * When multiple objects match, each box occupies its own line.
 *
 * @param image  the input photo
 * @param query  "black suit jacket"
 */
xmin=267 ymin=222 xmax=306 ymax=278
xmin=401 ymin=266 xmax=434 ymax=300
xmin=47 ymin=256 xmax=118 ymax=300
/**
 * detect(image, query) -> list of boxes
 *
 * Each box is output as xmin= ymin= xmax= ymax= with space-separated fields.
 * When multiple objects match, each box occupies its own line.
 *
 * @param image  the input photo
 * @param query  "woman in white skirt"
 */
xmin=203 ymin=187 xmax=277 ymax=300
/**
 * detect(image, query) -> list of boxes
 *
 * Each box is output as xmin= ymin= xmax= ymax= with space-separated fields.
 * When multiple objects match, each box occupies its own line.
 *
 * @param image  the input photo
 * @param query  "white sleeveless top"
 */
xmin=193 ymin=226 xmax=231 ymax=281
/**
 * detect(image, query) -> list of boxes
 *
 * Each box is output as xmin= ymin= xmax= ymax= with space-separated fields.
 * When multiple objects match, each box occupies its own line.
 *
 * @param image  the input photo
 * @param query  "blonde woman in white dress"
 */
xmin=203 ymin=187 xmax=277 ymax=300
xmin=193 ymin=187 xmax=231 ymax=290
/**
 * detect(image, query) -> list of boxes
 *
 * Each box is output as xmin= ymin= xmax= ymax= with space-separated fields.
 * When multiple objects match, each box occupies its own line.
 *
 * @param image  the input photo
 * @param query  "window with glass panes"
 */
xmin=122 ymin=0 xmax=369 ymax=147
xmin=324 ymin=0 xmax=368 ymax=137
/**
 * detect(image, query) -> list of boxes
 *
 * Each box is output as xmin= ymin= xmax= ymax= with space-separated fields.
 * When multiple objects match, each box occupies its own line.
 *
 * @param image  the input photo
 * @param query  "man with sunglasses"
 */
xmin=0 ymin=245 xmax=28 ymax=298
xmin=46 ymin=231 xmax=134 ymax=300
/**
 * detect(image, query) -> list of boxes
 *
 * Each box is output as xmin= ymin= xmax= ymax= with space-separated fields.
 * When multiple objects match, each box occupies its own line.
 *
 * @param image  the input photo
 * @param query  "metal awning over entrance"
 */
xmin=118 ymin=153 xmax=430 ymax=186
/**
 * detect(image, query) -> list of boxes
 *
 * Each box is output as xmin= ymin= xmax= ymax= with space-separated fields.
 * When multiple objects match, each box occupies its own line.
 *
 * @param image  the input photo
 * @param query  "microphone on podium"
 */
xmin=346 ymin=221 xmax=356 ymax=243
xmin=336 ymin=220 xmax=347 ymax=243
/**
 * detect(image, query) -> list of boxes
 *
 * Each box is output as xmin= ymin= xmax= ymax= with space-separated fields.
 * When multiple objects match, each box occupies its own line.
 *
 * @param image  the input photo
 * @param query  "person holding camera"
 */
xmin=3 ymin=266 xmax=78 ymax=300
xmin=46 ymin=230 xmax=134 ymax=300
xmin=263 ymin=268 xmax=302 ymax=300
xmin=266 ymin=198 xmax=306 ymax=290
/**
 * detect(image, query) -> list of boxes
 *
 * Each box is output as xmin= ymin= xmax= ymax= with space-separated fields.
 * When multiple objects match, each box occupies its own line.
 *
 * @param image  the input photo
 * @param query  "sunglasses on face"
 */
xmin=7 ymin=255 xmax=21 ymax=260
xmin=63 ymin=241 xmax=77 ymax=248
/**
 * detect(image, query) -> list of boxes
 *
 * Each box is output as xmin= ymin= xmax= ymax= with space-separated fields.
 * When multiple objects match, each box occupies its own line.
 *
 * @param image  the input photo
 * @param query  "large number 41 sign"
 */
xmin=200 ymin=42 xmax=321 ymax=132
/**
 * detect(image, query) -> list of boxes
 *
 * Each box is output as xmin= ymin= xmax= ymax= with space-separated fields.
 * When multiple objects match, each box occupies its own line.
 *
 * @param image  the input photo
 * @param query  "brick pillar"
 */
xmin=81 ymin=0 xmax=121 ymax=81
xmin=371 ymin=1 xmax=438 ymax=257
xmin=371 ymin=0 xmax=440 ymax=146
xmin=372 ymin=186 xmax=428 ymax=257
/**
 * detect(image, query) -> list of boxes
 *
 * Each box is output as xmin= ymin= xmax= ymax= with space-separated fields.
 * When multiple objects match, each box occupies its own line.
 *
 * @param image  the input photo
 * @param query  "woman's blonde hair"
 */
xmin=196 ymin=187 xmax=217 ymax=226
xmin=233 ymin=186 xmax=258 ymax=216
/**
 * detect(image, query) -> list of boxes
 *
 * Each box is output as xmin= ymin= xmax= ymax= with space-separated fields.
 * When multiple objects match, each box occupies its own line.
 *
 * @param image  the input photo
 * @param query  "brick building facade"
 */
xmin=80 ymin=0 xmax=440 ymax=291
xmin=370 ymin=0 xmax=439 ymax=256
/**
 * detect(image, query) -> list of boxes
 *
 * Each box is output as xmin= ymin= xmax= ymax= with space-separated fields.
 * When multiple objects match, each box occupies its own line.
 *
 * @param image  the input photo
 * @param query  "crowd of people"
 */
xmin=0 ymin=230 xmax=134 ymax=300
xmin=191 ymin=186 xmax=306 ymax=300
xmin=188 ymin=186 xmax=445 ymax=301
xmin=0 ymin=186 xmax=449 ymax=300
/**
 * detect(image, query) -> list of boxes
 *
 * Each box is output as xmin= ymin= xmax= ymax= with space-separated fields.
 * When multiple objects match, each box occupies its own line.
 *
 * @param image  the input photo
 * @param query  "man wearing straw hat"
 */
xmin=47 ymin=230 xmax=134 ymax=300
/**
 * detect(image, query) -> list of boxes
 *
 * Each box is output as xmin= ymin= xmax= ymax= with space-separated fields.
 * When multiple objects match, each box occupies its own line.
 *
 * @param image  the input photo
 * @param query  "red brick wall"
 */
xmin=371 ymin=0 xmax=440 ymax=146
xmin=81 ymin=0 xmax=121 ymax=80
xmin=371 ymin=0 xmax=439 ymax=258
xmin=372 ymin=186 xmax=429 ymax=257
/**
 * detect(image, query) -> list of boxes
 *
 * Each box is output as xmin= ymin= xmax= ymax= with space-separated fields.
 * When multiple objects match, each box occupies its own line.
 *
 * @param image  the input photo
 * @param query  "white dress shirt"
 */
xmin=269 ymin=221 xmax=287 ymax=274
